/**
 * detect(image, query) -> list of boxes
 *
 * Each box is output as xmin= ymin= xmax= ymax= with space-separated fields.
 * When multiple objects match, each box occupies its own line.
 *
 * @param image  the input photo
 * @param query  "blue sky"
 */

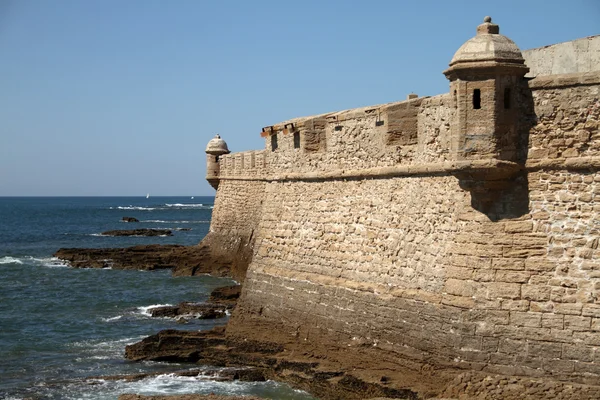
xmin=0 ymin=0 xmax=598 ymax=196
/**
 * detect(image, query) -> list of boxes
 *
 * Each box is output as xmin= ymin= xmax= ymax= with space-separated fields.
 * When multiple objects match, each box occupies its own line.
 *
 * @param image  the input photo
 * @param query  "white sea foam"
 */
xmin=137 ymin=304 xmax=173 ymax=317
xmin=0 ymin=256 xmax=24 ymax=264
xmin=111 ymin=204 xmax=213 ymax=212
xmin=165 ymin=203 xmax=213 ymax=209
xmin=109 ymin=374 xmax=263 ymax=396
xmin=70 ymin=336 xmax=144 ymax=354
xmin=116 ymin=206 xmax=157 ymax=211
xmin=101 ymin=315 xmax=123 ymax=322
xmin=91 ymin=233 xmax=170 ymax=237
xmin=0 ymin=256 xmax=68 ymax=268
xmin=41 ymin=257 xmax=69 ymax=268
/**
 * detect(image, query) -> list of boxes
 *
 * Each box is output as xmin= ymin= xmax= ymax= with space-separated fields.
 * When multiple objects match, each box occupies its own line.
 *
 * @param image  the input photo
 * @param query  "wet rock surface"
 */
xmin=124 ymin=327 xmax=420 ymax=400
xmin=53 ymin=244 xmax=235 ymax=277
xmin=145 ymin=286 xmax=240 ymax=323
xmin=149 ymin=302 xmax=232 ymax=320
xmin=119 ymin=395 xmax=263 ymax=400
xmin=101 ymin=229 xmax=172 ymax=237
xmin=208 ymin=285 xmax=241 ymax=304
xmin=121 ymin=217 xmax=140 ymax=223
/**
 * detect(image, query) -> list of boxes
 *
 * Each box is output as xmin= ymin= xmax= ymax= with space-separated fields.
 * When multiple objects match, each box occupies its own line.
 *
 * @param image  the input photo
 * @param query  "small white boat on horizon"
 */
xmin=146 ymin=193 xmax=150 ymax=199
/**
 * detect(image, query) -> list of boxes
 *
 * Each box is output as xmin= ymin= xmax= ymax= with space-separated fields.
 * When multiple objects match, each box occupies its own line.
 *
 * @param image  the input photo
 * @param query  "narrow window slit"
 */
xmin=271 ymin=134 xmax=278 ymax=151
xmin=473 ymin=89 xmax=481 ymax=109
xmin=504 ymin=88 xmax=511 ymax=109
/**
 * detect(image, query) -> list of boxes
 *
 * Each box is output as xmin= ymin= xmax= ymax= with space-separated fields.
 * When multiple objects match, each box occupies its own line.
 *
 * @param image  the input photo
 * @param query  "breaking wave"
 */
xmin=113 ymin=206 xmax=157 ymax=211
xmin=99 ymin=303 xmax=175 ymax=324
xmin=165 ymin=203 xmax=211 ymax=208
xmin=0 ymin=256 xmax=68 ymax=268
xmin=71 ymin=374 xmax=316 ymax=399
xmin=0 ymin=256 xmax=24 ymax=265
xmin=109 ymin=204 xmax=213 ymax=211
xmin=137 ymin=304 xmax=173 ymax=317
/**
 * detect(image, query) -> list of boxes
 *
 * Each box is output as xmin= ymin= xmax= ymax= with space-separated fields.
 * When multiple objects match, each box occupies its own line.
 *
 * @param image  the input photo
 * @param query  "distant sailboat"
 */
xmin=191 ymin=196 xmax=194 ymax=199
xmin=146 ymin=193 xmax=150 ymax=199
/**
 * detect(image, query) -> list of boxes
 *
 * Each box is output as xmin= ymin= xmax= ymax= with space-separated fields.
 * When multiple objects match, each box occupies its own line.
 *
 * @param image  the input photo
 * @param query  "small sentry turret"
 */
xmin=444 ymin=16 xmax=529 ymax=162
xmin=205 ymin=134 xmax=230 ymax=190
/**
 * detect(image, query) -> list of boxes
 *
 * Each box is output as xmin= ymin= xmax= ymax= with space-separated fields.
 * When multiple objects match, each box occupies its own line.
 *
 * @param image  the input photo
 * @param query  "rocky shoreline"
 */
xmin=53 ymin=244 xmax=429 ymax=399
xmin=123 ymin=326 xmax=422 ymax=399
xmin=53 ymin=244 xmax=600 ymax=400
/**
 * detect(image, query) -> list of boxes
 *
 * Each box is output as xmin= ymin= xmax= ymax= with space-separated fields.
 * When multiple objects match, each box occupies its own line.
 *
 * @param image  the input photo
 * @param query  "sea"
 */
xmin=0 ymin=196 xmax=314 ymax=400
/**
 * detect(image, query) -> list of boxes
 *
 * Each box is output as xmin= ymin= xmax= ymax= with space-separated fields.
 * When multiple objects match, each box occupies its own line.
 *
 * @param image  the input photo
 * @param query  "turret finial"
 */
xmin=477 ymin=15 xmax=499 ymax=35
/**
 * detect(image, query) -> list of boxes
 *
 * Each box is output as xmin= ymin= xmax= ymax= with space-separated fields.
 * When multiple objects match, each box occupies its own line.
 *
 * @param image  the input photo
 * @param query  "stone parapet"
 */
xmin=218 ymin=150 xmax=267 ymax=179
xmin=523 ymin=35 xmax=600 ymax=78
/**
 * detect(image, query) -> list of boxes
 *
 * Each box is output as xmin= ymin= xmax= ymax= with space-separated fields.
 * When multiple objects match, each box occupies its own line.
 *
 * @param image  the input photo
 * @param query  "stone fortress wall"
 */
xmin=203 ymin=18 xmax=600 ymax=394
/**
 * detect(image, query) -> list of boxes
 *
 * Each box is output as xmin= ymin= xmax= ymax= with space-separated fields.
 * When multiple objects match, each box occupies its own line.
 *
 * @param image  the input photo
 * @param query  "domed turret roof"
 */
xmin=205 ymin=134 xmax=230 ymax=155
xmin=448 ymin=17 xmax=526 ymax=68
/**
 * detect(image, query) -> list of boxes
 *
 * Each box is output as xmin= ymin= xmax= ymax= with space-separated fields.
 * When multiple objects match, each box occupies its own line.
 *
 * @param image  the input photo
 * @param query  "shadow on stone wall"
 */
xmin=458 ymin=79 xmax=537 ymax=221
xmin=463 ymin=172 xmax=530 ymax=221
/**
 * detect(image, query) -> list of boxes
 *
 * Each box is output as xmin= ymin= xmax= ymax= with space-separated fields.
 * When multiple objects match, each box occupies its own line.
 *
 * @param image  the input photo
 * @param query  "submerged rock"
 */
xmin=101 ymin=229 xmax=172 ymax=237
xmin=121 ymin=217 xmax=140 ymax=223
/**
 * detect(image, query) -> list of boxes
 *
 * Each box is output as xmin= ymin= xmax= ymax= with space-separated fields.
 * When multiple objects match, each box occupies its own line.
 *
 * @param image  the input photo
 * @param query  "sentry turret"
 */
xmin=444 ymin=16 xmax=529 ymax=162
xmin=205 ymin=134 xmax=230 ymax=190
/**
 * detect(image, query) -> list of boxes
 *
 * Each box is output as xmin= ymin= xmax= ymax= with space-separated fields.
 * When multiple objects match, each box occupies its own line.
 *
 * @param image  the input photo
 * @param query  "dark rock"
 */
xmin=124 ymin=326 xmax=419 ymax=400
xmin=197 ymin=308 xmax=226 ymax=319
xmin=54 ymin=244 xmax=233 ymax=276
xmin=149 ymin=302 xmax=229 ymax=319
xmin=150 ymin=306 xmax=179 ymax=318
xmin=101 ymin=229 xmax=172 ymax=237
xmin=209 ymin=285 xmax=241 ymax=304
xmin=125 ymin=326 xmax=227 ymax=362
xmin=122 ymin=217 xmax=140 ymax=223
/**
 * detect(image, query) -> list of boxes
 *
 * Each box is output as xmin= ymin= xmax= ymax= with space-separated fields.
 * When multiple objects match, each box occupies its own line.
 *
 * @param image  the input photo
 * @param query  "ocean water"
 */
xmin=0 ymin=197 xmax=314 ymax=400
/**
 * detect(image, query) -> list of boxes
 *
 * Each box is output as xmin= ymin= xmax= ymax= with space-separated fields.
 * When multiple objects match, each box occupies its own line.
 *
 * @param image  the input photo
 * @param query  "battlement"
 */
xmin=213 ymin=69 xmax=600 ymax=184
xmin=206 ymin=21 xmax=599 ymax=189
xmin=218 ymin=150 xmax=268 ymax=179
xmin=263 ymin=94 xmax=432 ymax=172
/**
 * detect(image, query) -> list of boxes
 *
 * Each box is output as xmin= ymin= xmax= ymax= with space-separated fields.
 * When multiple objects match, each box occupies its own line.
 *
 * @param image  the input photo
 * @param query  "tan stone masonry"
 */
xmin=203 ymin=18 xmax=600 ymax=397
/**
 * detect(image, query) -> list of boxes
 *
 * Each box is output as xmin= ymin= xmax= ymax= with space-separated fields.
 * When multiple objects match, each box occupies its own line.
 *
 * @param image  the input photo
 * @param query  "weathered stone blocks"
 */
xmin=205 ymin=40 xmax=600 ymax=396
